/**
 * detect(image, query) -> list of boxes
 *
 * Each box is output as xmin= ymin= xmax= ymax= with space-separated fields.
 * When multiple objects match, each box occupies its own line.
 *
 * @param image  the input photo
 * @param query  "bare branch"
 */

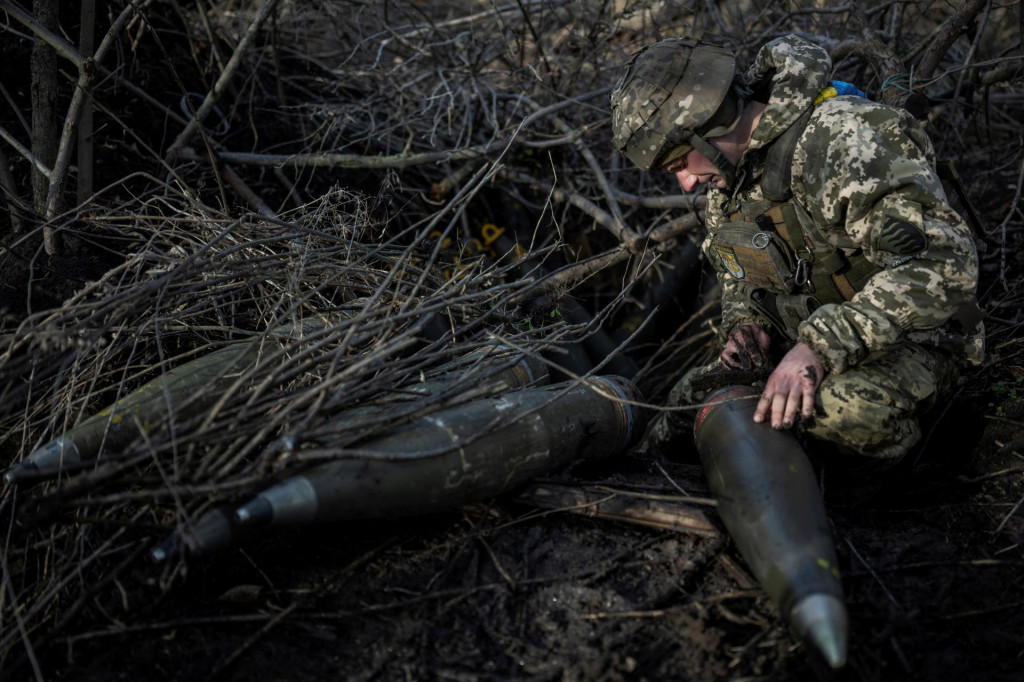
xmin=914 ymin=0 xmax=990 ymax=80
xmin=41 ymin=0 xmax=141 ymax=254
xmin=165 ymin=0 xmax=281 ymax=158
xmin=0 ymin=0 xmax=84 ymax=68
xmin=0 ymin=122 xmax=51 ymax=177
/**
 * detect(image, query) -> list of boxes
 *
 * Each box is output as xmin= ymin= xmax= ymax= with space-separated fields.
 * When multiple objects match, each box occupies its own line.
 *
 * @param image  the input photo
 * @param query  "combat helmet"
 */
xmin=610 ymin=39 xmax=742 ymax=181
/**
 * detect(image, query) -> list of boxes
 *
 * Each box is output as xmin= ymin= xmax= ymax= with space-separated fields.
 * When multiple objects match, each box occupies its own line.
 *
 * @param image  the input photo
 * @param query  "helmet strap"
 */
xmin=689 ymin=133 xmax=737 ymax=188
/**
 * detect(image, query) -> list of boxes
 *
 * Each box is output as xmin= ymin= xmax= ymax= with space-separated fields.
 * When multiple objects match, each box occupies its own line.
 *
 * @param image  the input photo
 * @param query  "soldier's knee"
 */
xmin=807 ymin=376 xmax=921 ymax=462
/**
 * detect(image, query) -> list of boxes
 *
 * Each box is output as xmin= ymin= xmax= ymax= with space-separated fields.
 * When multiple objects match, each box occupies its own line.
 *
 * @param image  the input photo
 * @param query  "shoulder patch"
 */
xmin=876 ymin=217 xmax=927 ymax=256
xmin=712 ymin=244 xmax=745 ymax=279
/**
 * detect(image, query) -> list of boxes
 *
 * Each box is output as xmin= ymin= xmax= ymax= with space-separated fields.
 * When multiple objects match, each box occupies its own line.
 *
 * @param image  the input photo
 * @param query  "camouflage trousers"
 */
xmin=648 ymin=341 xmax=959 ymax=463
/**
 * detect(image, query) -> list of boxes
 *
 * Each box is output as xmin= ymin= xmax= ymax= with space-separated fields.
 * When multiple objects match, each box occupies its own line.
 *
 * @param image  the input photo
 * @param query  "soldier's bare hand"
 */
xmin=753 ymin=343 xmax=823 ymax=430
xmin=721 ymin=323 xmax=772 ymax=370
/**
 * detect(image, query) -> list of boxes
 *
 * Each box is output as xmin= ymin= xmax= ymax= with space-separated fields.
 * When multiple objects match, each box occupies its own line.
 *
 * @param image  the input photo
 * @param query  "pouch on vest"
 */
xmin=708 ymin=221 xmax=798 ymax=292
xmin=749 ymin=288 xmax=819 ymax=341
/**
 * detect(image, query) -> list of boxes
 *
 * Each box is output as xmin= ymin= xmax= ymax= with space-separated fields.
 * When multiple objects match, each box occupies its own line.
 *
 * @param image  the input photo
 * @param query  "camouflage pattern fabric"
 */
xmin=742 ymin=35 xmax=831 ymax=155
xmin=609 ymin=40 xmax=736 ymax=171
xmin=806 ymin=341 xmax=958 ymax=461
xmin=791 ymin=96 xmax=983 ymax=372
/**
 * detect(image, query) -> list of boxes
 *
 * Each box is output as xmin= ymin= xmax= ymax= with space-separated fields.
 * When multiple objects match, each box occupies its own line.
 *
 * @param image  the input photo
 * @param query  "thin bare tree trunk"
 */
xmin=30 ymin=0 xmax=59 ymax=230
xmin=77 ymin=0 xmax=96 ymax=206
xmin=0 ymin=146 xmax=27 ymax=235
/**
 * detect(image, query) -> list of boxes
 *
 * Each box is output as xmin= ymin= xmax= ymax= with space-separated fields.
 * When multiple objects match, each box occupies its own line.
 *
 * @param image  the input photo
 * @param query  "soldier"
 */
xmin=610 ymin=35 xmax=985 ymax=464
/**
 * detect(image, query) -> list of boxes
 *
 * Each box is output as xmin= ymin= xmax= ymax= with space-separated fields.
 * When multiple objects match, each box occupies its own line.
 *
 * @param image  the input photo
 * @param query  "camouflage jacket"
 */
xmin=702 ymin=34 xmax=983 ymax=374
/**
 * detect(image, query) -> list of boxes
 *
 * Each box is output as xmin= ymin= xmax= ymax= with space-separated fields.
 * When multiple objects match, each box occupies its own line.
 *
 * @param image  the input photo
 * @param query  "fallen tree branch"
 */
xmin=517 ymin=482 xmax=719 ymax=536
xmin=648 ymin=212 xmax=702 ymax=244
xmin=613 ymin=190 xmax=705 ymax=212
xmin=174 ymin=141 xmax=503 ymax=170
xmin=171 ymin=88 xmax=616 ymax=172
xmin=509 ymin=245 xmax=632 ymax=302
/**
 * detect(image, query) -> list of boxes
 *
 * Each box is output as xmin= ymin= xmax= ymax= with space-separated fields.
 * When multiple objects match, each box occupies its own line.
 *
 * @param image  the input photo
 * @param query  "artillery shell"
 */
xmin=694 ymin=384 xmax=848 ymax=669
xmin=240 ymin=375 xmax=643 ymax=523
xmin=303 ymin=345 xmax=550 ymax=443
xmin=173 ymin=376 xmax=644 ymax=556
xmin=5 ymin=342 xmax=255 ymax=485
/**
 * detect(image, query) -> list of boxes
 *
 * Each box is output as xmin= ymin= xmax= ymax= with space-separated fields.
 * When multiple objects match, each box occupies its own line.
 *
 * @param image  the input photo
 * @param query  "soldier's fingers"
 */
xmin=755 ymin=326 xmax=772 ymax=349
xmin=770 ymin=392 xmax=788 ymax=429
xmin=738 ymin=328 xmax=763 ymax=367
xmin=753 ymin=390 xmax=773 ymax=423
xmin=801 ymin=382 xmax=816 ymax=420
xmin=782 ymin=388 xmax=802 ymax=429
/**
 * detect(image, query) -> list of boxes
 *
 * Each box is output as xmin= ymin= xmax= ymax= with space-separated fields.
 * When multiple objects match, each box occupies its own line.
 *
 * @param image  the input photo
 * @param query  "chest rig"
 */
xmin=706 ymin=108 xmax=881 ymax=339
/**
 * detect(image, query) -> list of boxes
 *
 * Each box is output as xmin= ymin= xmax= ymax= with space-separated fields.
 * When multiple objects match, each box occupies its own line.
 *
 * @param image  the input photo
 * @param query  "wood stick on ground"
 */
xmin=173 ymin=142 xmax=504 ymax=171
xmin=508 ymin=246 xmax=631 ymax=302
xmin=516 ymin=482 xmax=720 ymax=537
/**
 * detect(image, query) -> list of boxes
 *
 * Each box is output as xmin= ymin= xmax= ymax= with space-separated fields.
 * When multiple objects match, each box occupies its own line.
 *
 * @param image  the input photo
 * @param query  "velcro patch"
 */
xmin=875 ymin=217 xmax=928 ymax=257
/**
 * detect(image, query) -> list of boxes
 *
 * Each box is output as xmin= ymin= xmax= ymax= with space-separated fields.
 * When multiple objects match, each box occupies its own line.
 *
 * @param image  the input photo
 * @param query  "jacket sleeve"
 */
xmin=716 ymin=270 xmax=773 ymax=341
xmin=792 ymin=99 xmax=979 ymax=374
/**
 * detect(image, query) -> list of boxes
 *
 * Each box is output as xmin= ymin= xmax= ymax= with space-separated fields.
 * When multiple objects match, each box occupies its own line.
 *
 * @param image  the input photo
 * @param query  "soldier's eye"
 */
xmin=664 ymin=157 xmax=687 ymax=174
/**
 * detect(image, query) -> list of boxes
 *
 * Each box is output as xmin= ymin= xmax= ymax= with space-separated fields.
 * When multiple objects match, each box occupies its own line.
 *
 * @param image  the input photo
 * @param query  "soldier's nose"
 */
xmin=676 ymin=171 xmax=699 ymax=192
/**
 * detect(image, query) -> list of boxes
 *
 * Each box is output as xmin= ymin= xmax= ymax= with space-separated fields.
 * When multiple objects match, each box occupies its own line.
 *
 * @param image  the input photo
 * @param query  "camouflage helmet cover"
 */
xmin=610 ymin=39 xmax=737 ymax=171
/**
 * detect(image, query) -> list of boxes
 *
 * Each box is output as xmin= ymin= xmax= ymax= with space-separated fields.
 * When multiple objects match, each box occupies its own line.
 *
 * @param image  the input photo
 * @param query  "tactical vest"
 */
xmin=706 ymin=106 xmax=882 ymax=340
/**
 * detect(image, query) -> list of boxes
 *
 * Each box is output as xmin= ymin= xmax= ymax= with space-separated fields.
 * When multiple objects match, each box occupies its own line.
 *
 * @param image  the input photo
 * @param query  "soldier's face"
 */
xmin=665 ymin=148 xmax=726 ymax=191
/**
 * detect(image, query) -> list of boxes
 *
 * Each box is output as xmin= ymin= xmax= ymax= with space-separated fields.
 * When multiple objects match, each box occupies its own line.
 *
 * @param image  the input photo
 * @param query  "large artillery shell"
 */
xmin=694 ymin=385 xmax=847 ymax=669
xmin=168 ymin=376 xmax=644 ymax=558
xmin=240 ymin=375 xmax=643 ymax=524
xmin=5 ymin=341 xmax=257 ymax=484
xmin=6 ymin=322 xmax=533 ymax=485
xmin=353 ymin=343 xmax=548 ymax=404
xmin=4 ymin=317 xmax=339 ymax=485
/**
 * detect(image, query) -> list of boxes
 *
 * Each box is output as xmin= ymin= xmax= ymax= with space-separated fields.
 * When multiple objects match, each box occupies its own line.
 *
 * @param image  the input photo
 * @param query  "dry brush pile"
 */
xmin=0 ymin=0 xmax=1022 ymax=679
